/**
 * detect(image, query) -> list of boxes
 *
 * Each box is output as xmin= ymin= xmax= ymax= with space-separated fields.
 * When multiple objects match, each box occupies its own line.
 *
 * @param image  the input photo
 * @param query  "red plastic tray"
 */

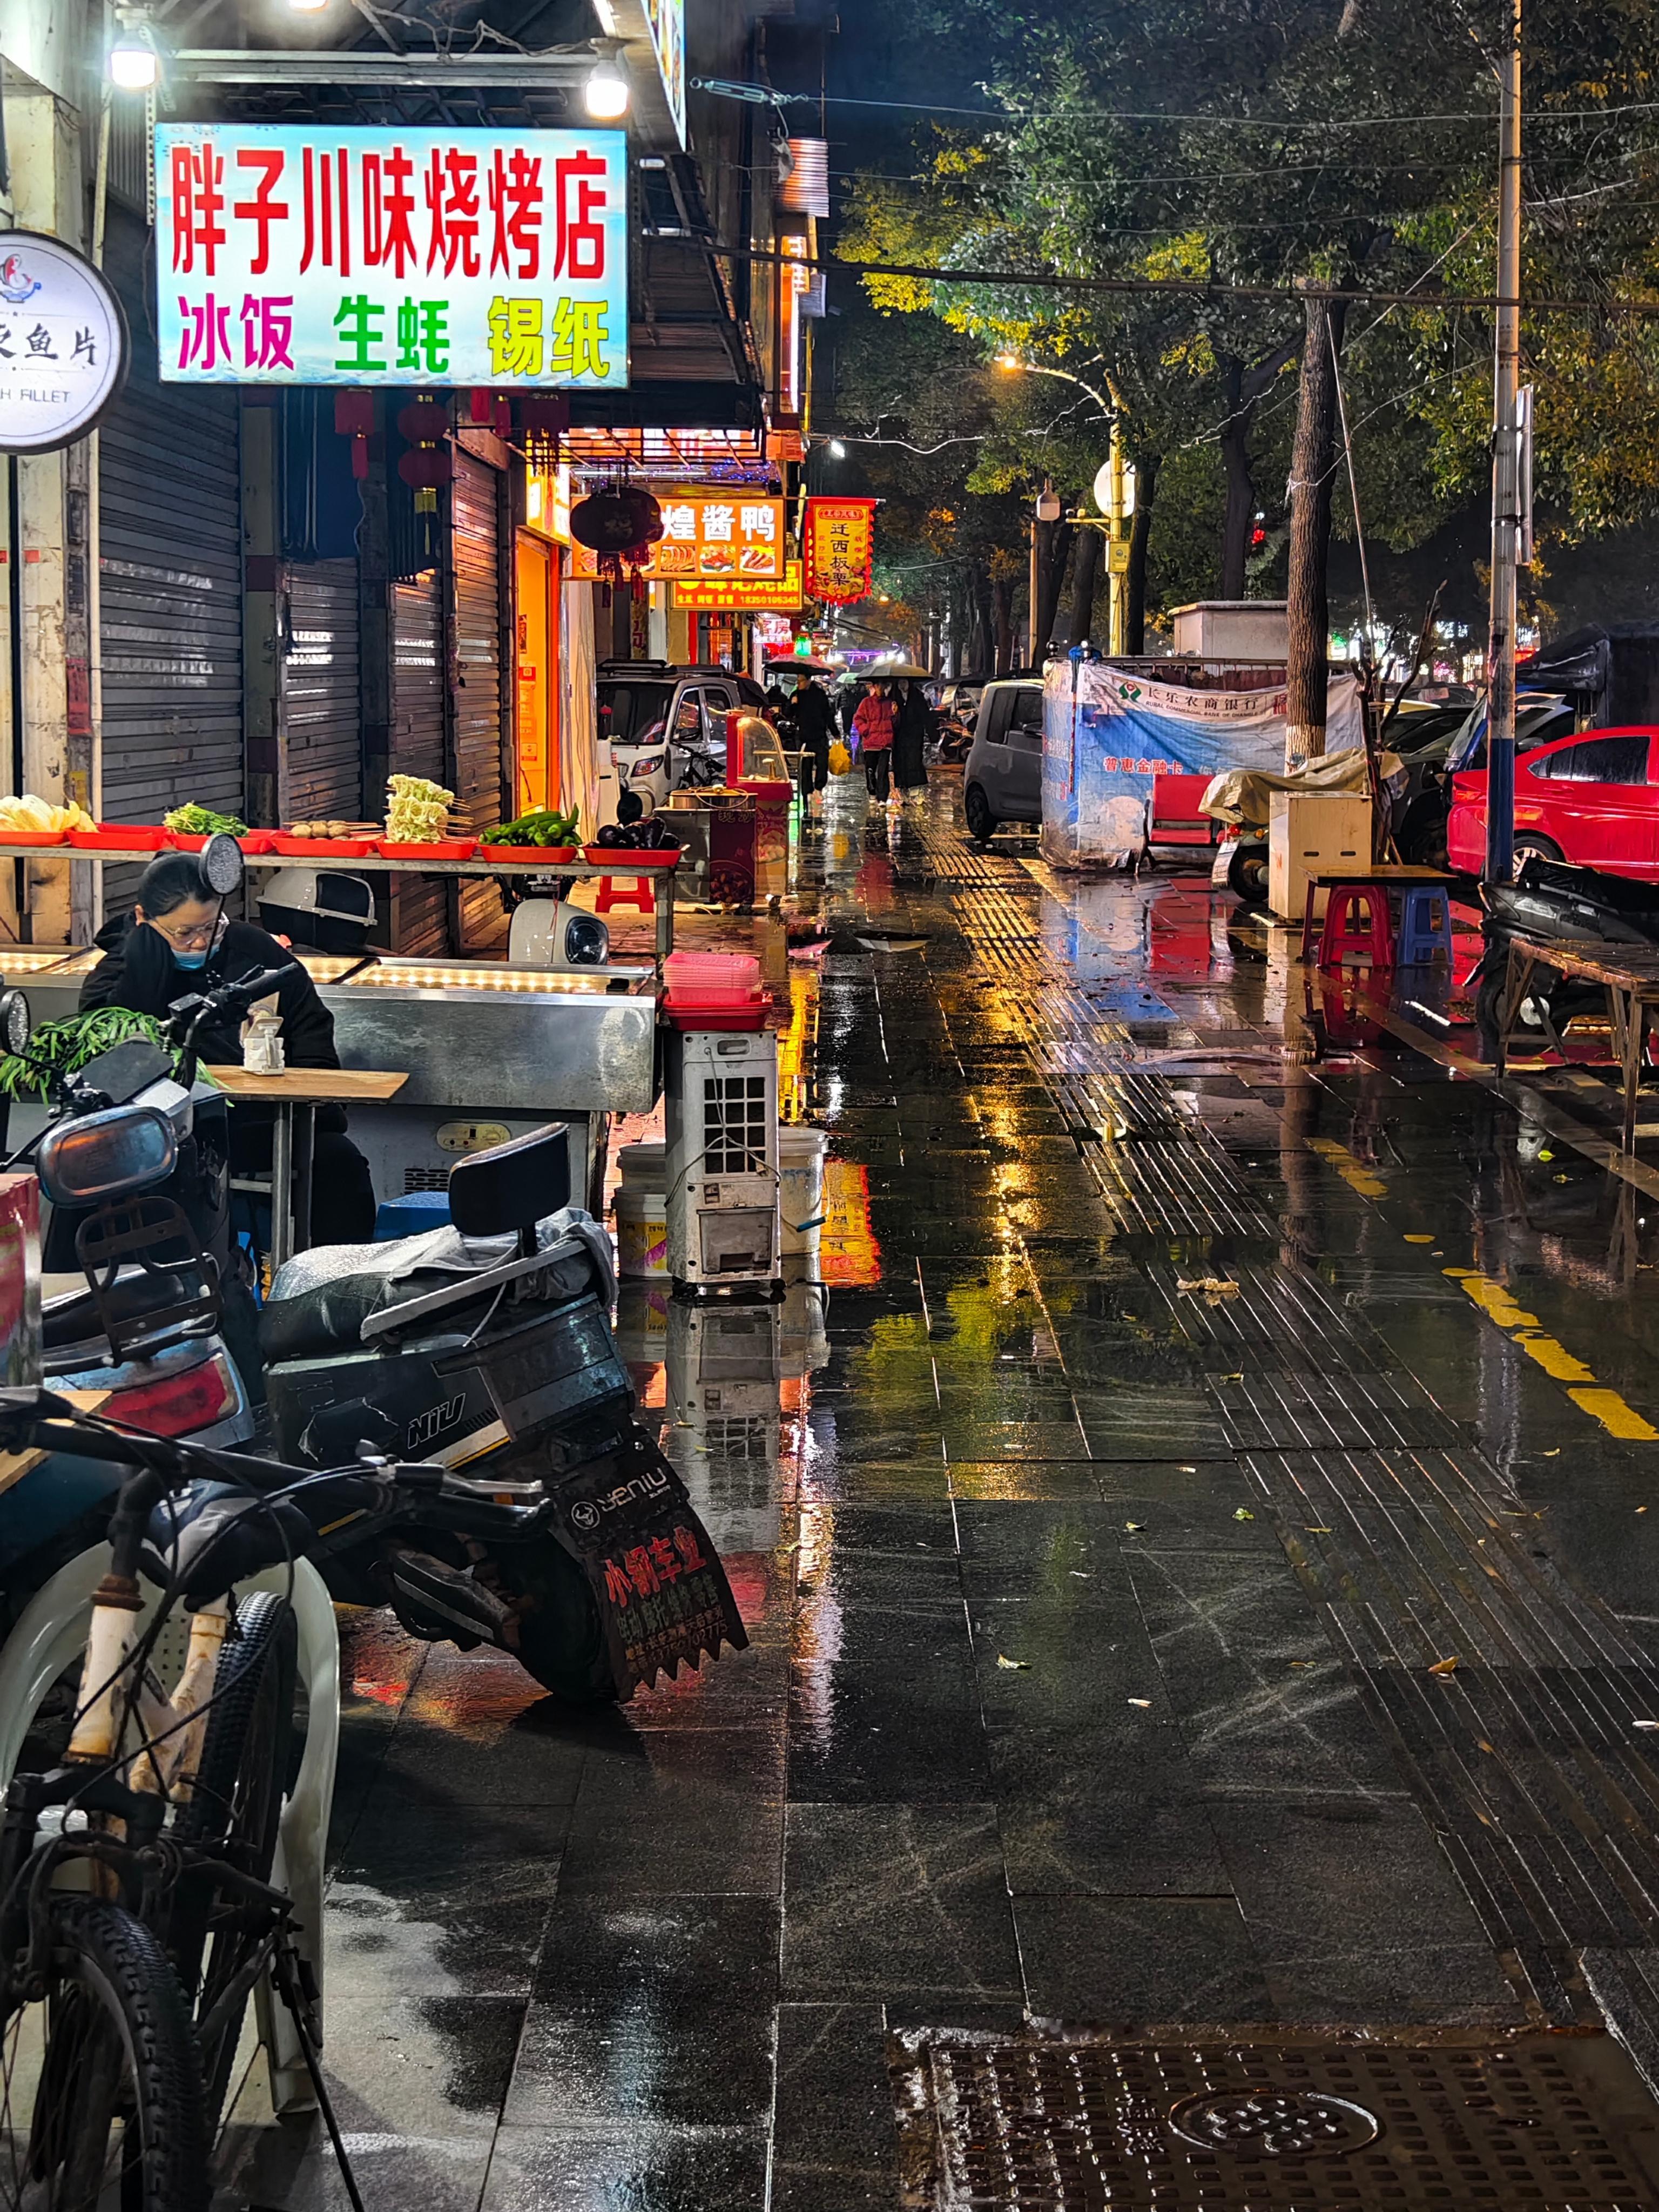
xmin=239 ymin=830 xmax=279 ymax=854
xmin=272 ymin=834 xmax=376 ymax=857
xmin=583 ymin=845 xmax=679 ymax=868
xmin=374 ymin=839 xmax=478 ymax=860
xmin=0 ymin=830 xmax=65 ymax=847
xmin=662 ymin=995 xmax=768 ymax=1030
xmin=68 ymin=825 xmax=167 ymax=851
xmin=477 ymin=842 xmax=577 ymax=864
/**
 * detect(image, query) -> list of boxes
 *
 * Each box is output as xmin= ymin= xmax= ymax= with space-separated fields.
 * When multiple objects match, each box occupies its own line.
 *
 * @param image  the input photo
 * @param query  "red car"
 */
xmin=1448 ymin=726 xmax=1659 ymax=879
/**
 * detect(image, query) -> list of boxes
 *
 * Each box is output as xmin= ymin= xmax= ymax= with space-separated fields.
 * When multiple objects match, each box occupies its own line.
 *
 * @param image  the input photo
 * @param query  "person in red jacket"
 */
xmin=851 ymin=680 xmax=897 ymax=804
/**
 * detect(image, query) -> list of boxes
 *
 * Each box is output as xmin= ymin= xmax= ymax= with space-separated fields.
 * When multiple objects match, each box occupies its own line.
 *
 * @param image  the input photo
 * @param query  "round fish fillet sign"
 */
xmin=0 ymin=231 xmax=128 ymax=454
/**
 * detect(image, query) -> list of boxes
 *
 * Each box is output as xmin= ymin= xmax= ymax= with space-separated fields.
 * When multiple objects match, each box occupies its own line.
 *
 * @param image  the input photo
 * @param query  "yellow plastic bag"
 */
xmin=827 ymin=740 xmax=852 ymax=776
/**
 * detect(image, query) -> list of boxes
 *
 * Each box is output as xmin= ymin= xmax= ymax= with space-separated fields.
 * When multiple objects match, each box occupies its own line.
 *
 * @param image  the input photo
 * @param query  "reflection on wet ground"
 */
xmin=225 ymin=775 xmax=1659 ymax=2208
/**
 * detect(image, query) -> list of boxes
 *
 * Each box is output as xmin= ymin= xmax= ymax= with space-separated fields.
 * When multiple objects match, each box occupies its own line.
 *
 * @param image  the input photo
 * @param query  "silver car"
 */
xmin=962 ymin=678 xmax=1044 ymax=842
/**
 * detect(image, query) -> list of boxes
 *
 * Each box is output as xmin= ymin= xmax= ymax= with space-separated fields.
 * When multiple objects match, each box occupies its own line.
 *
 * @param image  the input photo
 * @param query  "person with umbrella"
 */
xmin=791 ymin=673 xmax=836 ymax=813
xmin=851 ymin=678 xmax=898 ymax=806
xmin=891 ymin=664 xmax=934 ymax=803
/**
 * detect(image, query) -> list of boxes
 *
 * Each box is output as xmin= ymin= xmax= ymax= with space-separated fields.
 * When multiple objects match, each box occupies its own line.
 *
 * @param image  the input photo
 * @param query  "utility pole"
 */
xmin=1483 ymin=0 xmax=1522 ymax=885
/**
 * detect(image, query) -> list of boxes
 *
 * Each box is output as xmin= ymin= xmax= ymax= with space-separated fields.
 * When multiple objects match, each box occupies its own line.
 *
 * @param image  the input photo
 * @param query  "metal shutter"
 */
xmin=98 ymin=213 xmax=241 ymax=907
xmin=283 ymin=558 xmax=361 ymax=824
xmin=389 ymin=568 xmax=448 ymax=954
xmin=450 ymin=453 xmax=505 ymax=949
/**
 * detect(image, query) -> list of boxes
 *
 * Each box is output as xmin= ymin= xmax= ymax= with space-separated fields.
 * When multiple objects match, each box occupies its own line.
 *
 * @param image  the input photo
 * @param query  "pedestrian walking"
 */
xmin=792 ymin=674 xmax=835 ymax=811
xmin=851 ymin=679 xmax=897 ymax=804
xmin=893 ymin=678 xmax=933 ymax=799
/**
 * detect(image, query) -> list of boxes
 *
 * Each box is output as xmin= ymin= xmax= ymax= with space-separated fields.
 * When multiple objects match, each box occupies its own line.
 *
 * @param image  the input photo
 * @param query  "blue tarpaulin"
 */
xmin=1041 ymin=663 xmax=1362 ymax=865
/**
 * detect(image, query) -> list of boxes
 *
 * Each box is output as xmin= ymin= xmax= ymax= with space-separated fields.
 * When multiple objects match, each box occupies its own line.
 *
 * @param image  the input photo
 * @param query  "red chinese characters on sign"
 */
xmin=804 ymin=497 xmax=878 ymax=605
xmin=598 ymin=1525 xmax=711 ymax=1610
xmin=171 ymin=143 xmax=227 ymax=276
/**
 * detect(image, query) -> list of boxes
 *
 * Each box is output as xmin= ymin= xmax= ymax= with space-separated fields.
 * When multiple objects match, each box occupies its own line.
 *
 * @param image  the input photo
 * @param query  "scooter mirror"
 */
xmin=0 ymin=989 xmax=30 ymax=1056
xmin=201 ymin=832 xmax=244 ymax=897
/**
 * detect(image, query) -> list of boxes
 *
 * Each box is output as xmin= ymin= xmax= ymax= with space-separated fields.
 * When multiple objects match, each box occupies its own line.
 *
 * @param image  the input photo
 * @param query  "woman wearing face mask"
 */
xmin=79 ymin=851 xmax=377 ymax=1246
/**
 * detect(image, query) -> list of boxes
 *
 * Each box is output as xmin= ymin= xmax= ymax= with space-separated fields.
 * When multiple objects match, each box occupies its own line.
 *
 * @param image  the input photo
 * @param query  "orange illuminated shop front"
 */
xmin=514 ymin=467 xmax=571 ymax=816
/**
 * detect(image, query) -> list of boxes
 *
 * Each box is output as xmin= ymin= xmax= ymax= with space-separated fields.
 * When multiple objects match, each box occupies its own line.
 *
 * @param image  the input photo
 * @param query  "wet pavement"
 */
xmin=225 ymin=773 xmax=1659 ymax=2208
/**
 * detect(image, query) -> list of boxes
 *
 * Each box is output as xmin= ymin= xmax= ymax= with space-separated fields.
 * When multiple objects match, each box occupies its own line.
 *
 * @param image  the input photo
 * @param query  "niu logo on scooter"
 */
xmin=569 ymin=1468 xmax=672 ymax=1532
xmin=407 ymin=1394 xmax=467 ymax=1452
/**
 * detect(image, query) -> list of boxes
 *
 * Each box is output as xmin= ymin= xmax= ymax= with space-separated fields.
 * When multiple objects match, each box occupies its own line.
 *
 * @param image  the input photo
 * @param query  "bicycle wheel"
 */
xmin=171 ymin=1592 xmax=298 ymax=2134
xmin=0 ymin=1897 xmax=208 ymax=2212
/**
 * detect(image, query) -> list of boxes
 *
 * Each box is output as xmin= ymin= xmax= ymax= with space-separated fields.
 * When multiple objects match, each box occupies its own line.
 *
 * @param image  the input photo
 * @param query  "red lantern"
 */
xmin=396 ymin=446 xmax=453 ymax=491
xmin=569 ymin=485 xmax=664 ymax=585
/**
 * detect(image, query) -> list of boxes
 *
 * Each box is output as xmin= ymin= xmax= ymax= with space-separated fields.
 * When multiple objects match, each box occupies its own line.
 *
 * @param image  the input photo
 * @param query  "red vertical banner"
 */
xmin=804 ymin=497 xmax=876 ymax=605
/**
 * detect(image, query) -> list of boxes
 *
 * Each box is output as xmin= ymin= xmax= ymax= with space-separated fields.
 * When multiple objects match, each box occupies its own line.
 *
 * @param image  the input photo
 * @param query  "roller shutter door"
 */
xmin=283 ymin=558 xmax=361 ymax=824
xmin=389 ymin=567 xmax=447 ymax=953
xmin=450 ymin=452 xmax=505 ymax=949
xmin=98 ymin=212 xmax=241 ymax=904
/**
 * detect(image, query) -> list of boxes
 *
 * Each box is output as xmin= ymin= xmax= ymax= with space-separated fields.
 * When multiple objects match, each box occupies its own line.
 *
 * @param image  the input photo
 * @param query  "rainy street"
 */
xmin=223 ymin=772 xmax=1659 ymax=2208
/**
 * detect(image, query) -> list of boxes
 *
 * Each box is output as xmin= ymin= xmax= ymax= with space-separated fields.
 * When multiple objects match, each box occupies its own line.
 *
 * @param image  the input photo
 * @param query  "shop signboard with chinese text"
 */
xmin=673 ymin=561 xmax=803 ymax=612
xmin=568 ymin=493 xmax=785 ymax=581
xmin=804 ymin=496 xmax=876 ymax=604
xmin=0 ymin=232 xmax=127 ymax=453
xmin=643 ymin=0 xmax=687 ymax=147
xmin=155 ymin=125 xmax=628 ymax=387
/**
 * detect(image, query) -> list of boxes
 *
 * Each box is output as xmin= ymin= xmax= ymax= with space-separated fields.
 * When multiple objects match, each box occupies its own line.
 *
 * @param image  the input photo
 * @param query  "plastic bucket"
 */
xmin=778 ymin=1126 xmax=827 ymax=1258
xmin=615 ymin=1182 xmax=668 ymax=1277
xmin=618 ymin=1141 xmax=667 ymax=1187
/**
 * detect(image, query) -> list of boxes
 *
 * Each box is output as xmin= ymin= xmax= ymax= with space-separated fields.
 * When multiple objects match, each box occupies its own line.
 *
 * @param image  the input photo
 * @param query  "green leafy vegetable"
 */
xmin=164 ymin=805 xmax=249 ymax=838
xmin=0 ymin=1007 xmax=200 ymax=1100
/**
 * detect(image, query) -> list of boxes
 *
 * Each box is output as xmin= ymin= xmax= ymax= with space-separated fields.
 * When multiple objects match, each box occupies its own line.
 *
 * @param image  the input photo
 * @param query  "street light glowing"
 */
xmin=286 ymin=0 xmax=331 ymax=15
xmin=584 ymin=52 xmax=629 ymax=119
xmin=828 ymin=439 xmax=846 ymax=457
xmin=995 ymin=353 xmax=1022 ymax=370
xmin=109 ymin=26 xmax=159 ymax=88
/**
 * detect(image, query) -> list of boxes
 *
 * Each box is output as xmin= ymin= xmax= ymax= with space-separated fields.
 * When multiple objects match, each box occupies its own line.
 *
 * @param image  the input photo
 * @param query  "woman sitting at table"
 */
xmin=80 ymin=851 xmax=376 ymax=1246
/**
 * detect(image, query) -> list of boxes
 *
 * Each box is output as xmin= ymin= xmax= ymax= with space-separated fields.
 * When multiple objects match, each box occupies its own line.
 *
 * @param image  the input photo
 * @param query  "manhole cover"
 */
xmin=892 ymin=2031 xmax=1659 ymax=2208
xmin=1166 ymin=2088 xmax=1380 ymax=2158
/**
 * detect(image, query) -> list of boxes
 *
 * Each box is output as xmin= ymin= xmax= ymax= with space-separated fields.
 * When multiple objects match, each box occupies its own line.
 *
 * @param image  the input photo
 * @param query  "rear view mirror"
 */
xmin=0 ymin=989 xmax=30 ymax=1056
xmin=37 ymin=1104 xmax=177 ymax=1208
xmin=201 ymin=832 xmax=244 ymax=897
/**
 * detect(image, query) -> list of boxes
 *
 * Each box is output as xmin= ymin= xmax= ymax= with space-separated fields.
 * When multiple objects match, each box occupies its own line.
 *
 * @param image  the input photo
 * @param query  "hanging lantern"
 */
xmin=395 ymin=399 xmax=452 ymax=515
xmin=569 ymin=482 xmax=664 ymax=585
xmin=333 ymin=389 xmax=374 ymax=481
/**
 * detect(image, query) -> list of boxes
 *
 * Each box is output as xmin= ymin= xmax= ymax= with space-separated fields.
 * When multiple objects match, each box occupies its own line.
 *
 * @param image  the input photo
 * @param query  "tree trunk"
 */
xmin=1065 ymin=525 xmax=1103 ymax=648
xmin=1218 ymin=354 xmax=1253 ymax=599
xmin=973 ymin=565 xmax=995 ymax=675
xmin=1126 ymin=454 xmax=1157 ymax=655
xmin=1034 ymin=520 xmax=1075 ymax=664
xmin=1285 ymin=295 xmax=1348 ymax=767
xmin=993 ymin=575 xmax=1014 ymax=675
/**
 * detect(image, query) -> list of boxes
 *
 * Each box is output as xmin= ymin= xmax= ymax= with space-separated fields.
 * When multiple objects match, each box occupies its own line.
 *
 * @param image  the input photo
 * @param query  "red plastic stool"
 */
xmin=1316 ymin=881 xmax=1394 ymax=972
xmin=594 ymin=874 xmax=656 ymax=917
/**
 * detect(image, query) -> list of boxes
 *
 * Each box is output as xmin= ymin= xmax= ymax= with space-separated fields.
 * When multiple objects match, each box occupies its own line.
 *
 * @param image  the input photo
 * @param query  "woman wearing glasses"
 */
xmin=79 ymin=850 xmax=376 ymax=1247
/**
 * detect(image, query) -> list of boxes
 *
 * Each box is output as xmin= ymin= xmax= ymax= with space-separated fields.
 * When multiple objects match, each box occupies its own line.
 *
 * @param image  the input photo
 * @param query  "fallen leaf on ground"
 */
xmin=996 ymin=1654 xmax=1032 ymax=1670
xmin=1478 ymin=1739 xmax=1495 ymax=1753
xmin=1429 ymin=1656 xmax=1460 ymax=1676
xmin=1128 ymin=1697 xmax=1152 ymax=1708
xmin=1234 ymin=1507 xmax=1255 ymax=1522
xmin=1070 ymin=1570 xmax=1092 ymax=1579
xmin=1177 ymin=1276 xmax=1241 ymax=1302
xmin=1304 ymin=1526 xmax=1332 ymax=1533
xmin=1541 ymin=1449 xmax=1561 ymax=1458
xmin=1124 ymin=1521 xmax=1144 ymax=1532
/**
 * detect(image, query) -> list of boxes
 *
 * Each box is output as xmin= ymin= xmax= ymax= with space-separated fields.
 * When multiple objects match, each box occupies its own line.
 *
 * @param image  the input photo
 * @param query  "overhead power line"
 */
xmin=686 ymin=237 xmax=1659 ymax=319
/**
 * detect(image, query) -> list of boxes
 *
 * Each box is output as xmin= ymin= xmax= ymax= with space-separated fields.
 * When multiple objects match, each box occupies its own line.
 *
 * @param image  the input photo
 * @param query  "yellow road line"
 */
xmin=1306 ymin=1135 xmax=1388 ymax=1198
xmin=1444 ymin=1269 xmax=1658 ymax=1440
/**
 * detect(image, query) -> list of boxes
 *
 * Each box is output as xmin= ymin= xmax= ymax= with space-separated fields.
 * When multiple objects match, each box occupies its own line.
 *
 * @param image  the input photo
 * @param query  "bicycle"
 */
xmin=0 ymin=1387 xmax=457 ymax=2211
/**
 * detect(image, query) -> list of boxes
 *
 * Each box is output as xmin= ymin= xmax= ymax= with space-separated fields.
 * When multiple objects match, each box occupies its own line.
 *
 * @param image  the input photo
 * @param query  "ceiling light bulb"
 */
xmin=109 ymin=30 xmax=158 ymax=89
xmin=584 ymin=56 xmax=630 ymax=120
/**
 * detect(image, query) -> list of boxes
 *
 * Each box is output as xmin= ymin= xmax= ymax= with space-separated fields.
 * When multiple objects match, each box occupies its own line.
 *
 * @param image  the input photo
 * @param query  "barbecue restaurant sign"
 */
xmin=154 ymin=124 xmax=628 ymax=388
xmin=0 ymin=233 xmax=127 ymax=453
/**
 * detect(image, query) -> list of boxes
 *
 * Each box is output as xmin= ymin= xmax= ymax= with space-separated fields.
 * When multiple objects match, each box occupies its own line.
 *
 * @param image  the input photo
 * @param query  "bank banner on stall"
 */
xmin=156 ymin=124 xmax=628 ymax=387
xmin=1041 ymin=660 xmax=1362 ymax=865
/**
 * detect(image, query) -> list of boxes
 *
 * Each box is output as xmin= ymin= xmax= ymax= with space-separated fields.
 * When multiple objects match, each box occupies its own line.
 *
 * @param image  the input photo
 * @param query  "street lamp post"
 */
xmin=996 ymin=354 xmax=1128 ymax=653
xmin=1483 ymin=0 xmax=1523 ymax=886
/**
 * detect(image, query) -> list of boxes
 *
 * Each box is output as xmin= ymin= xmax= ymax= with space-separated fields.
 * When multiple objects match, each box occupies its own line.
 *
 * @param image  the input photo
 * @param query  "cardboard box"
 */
xmin=1268 ymin=791 xmax=1373 ymax=922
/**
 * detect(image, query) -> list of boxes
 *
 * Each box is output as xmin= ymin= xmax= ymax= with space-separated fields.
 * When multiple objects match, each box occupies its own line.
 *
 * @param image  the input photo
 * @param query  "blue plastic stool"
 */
xmin=1395 ymin=884 xmax=1452 ymax=965
xmin=374 ymin=1189 xmax=451 ymax=1240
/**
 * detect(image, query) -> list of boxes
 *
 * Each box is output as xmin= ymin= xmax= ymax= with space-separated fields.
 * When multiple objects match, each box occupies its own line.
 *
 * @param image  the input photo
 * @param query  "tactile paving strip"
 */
xmin=893 ymin=2031 xmax=1659 ymax=2209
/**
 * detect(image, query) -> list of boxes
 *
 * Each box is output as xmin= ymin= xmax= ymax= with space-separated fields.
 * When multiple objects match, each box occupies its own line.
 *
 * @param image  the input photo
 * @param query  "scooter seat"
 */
xmin=259 ymin=1241 xmax=604 ymax=1364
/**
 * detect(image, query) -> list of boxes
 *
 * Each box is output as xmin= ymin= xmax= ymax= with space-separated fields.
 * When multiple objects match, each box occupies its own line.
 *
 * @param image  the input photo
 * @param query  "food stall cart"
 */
xmin=0 ymin=846 xmax=672 ymax=1224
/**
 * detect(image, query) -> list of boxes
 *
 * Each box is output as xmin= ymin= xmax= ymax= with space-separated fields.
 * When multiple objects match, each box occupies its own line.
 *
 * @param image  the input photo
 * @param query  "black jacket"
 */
xmin=792 ymin=684 xmax=835 ymax=748
xmin=82 ymin=913 xmax=341 ymax=1073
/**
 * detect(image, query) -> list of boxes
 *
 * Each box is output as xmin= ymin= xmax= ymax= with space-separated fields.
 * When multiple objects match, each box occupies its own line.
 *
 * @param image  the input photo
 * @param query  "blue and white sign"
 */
xmin=1041 ymin=660 xmax=1362 ymax=864
xmin=0 ymin=232 xmax=127 ymax=453
xmin=155 ymin=124 xmax=629 ymax=388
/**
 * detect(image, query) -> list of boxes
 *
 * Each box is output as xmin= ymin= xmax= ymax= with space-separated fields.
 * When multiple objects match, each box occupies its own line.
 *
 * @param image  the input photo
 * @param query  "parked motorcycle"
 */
xmin=256 ymin=1119 xmax=746 ymax=1703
